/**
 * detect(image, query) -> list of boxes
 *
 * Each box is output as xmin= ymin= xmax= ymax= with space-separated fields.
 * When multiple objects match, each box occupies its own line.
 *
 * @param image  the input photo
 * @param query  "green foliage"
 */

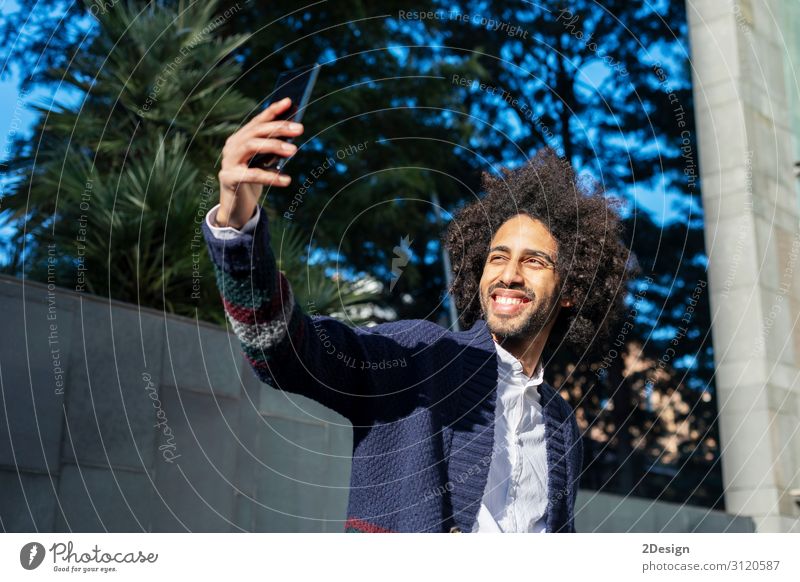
xmin=1 ymin=0 xmax=377 ymax=323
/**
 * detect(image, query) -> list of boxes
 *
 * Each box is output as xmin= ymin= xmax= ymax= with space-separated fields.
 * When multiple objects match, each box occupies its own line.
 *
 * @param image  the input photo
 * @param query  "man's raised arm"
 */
xmin=202 ymin=97 xmax=372 ymax=422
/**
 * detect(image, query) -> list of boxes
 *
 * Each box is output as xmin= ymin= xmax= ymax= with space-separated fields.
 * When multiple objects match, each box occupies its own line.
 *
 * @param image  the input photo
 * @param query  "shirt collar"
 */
xmin=493 ymin=339 xmax=545 ymax=386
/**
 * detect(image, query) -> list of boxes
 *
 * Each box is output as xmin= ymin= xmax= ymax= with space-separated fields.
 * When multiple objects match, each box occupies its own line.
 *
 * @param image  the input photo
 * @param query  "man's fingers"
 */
xmin=219 ymin=167 xmax=292 ymax=187
xmin=244 ymin=96 xmax=293 ymax=128
xmin=243 ymin=119 xmax=304 ymax=140
xmin=224 ymin=137 xmax=297 ymax=166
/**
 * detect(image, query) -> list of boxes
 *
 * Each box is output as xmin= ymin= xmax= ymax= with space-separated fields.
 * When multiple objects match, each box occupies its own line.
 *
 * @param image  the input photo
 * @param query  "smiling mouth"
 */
xmin=490 ymin=292 xmax=532 ymax=307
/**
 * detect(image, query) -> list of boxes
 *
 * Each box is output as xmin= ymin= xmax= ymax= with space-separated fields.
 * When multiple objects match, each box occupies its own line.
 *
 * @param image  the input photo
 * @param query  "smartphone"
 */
xmin=248 ymin=62 xmax=320 ymax=172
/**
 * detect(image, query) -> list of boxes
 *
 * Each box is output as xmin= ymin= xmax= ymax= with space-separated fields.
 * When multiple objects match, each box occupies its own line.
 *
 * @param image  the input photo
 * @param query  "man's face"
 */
xmin=479 ymin=214 xmax=571 ymax=341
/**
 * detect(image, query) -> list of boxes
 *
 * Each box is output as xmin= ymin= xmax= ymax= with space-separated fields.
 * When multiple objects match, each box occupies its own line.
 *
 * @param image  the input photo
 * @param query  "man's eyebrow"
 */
xmin=488 ymin=245 xmax=556 ymax=264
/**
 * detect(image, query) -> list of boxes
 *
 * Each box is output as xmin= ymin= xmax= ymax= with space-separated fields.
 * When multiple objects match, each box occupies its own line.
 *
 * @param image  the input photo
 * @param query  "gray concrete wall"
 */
xmin=576 ymin=490 xmax=754 ymax=533
xmin=0 ymin=273 xmax=352 ymax=532
xmin=0 ymin=274 xmax=755 ymax=532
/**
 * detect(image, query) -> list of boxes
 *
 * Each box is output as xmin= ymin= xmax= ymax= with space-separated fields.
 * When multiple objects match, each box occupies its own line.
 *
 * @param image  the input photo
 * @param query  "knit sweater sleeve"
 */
xmin=202 ymin=205 xmax=373 ymax=422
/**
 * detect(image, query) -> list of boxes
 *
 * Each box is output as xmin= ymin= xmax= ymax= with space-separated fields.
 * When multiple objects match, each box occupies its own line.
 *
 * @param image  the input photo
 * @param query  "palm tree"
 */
xmin=1 ymin=0 xmax=378 ymax=323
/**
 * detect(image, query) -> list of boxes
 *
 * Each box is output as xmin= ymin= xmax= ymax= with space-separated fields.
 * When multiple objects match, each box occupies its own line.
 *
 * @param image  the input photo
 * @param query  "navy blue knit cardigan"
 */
xmin=202 ymin=206 xmax=582 ymax=533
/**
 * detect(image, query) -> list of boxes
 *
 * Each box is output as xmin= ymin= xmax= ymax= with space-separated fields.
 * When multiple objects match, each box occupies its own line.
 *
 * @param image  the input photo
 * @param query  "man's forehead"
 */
xmin=490 ymin=215 xmax=557 ymax=254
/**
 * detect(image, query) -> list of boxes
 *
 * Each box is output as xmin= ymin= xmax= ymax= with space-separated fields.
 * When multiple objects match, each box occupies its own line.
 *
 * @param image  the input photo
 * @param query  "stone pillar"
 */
xmin=687 ymin=0 xmax=800 ymax=532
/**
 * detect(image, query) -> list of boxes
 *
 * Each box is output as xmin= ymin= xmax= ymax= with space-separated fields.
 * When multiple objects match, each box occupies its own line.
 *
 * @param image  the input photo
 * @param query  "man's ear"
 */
xmin=560 ymin=297 xmax=573 ymax=308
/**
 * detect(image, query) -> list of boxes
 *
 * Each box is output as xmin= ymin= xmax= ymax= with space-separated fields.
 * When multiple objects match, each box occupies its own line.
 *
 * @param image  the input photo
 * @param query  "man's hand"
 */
xmin=215 ymin=97 xmax=305 ymax=229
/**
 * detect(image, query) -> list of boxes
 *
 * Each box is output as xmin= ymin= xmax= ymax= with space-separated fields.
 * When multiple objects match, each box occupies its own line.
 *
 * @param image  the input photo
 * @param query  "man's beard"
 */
xmin=479 ymin=285 xmax=559 ymax=341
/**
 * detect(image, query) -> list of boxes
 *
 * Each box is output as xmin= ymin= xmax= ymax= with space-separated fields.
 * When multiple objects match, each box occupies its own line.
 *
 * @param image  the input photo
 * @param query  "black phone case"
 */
xmin=248 ymin=63 xmax=320 ymax=172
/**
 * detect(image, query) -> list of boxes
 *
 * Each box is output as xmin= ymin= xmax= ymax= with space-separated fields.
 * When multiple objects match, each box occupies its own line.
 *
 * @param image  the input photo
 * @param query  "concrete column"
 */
xmin=687 ymin=0 xmax=800 ymax=532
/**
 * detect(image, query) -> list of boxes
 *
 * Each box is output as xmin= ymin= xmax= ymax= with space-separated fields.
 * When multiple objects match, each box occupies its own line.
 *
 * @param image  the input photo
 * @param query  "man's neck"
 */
xmin=490 ymin=332 xmax=546 ymax=378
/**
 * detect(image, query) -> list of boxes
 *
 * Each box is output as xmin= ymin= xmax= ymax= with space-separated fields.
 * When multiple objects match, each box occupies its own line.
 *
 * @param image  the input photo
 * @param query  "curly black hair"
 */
xmin=442 ymin=147 xmax=636 ymax=354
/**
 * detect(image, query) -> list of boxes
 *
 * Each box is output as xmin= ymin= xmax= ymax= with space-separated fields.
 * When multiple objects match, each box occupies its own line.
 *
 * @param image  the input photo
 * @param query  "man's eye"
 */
xmin=489 ymin=255 xmax=506 ymax=262
xmin=526 ymin=258 xmax=547 ymax=268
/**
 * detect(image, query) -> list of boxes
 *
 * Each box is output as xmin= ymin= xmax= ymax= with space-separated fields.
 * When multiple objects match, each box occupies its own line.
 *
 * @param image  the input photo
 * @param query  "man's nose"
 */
xmin=499 ymin=258 xmax=524 ymax=286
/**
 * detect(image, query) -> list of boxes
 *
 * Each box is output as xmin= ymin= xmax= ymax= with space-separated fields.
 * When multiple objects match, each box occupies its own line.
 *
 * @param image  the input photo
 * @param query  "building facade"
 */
xmin=687 ymin=0 xmax=800 ymax=532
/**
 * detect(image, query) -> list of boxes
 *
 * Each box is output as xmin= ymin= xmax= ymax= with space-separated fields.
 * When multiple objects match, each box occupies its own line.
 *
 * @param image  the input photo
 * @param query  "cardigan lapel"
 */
xmin=445 ymin=319 xmax=500 ymax=533
xmin=538 ymin=381 xmax=573 ymax=533
xmin=444 ymin=319 xmax=576 ymax=534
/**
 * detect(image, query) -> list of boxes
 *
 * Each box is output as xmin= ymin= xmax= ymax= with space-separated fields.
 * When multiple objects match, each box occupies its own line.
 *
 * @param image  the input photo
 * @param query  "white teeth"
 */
xmin=495 ymin=296 xmax=525 ymax=305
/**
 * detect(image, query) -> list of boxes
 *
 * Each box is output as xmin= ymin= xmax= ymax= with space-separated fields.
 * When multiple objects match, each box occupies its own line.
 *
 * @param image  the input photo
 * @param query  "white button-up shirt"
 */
xmin=205 ymin=204 xmax=261 ymax=239
xmin=472 ymin=340 xmax=549 ymax=532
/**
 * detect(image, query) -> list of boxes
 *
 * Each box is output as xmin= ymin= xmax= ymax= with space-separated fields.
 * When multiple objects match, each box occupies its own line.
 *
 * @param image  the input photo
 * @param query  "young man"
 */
xmin=202 ymin=97 xmax=633 ymax=533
